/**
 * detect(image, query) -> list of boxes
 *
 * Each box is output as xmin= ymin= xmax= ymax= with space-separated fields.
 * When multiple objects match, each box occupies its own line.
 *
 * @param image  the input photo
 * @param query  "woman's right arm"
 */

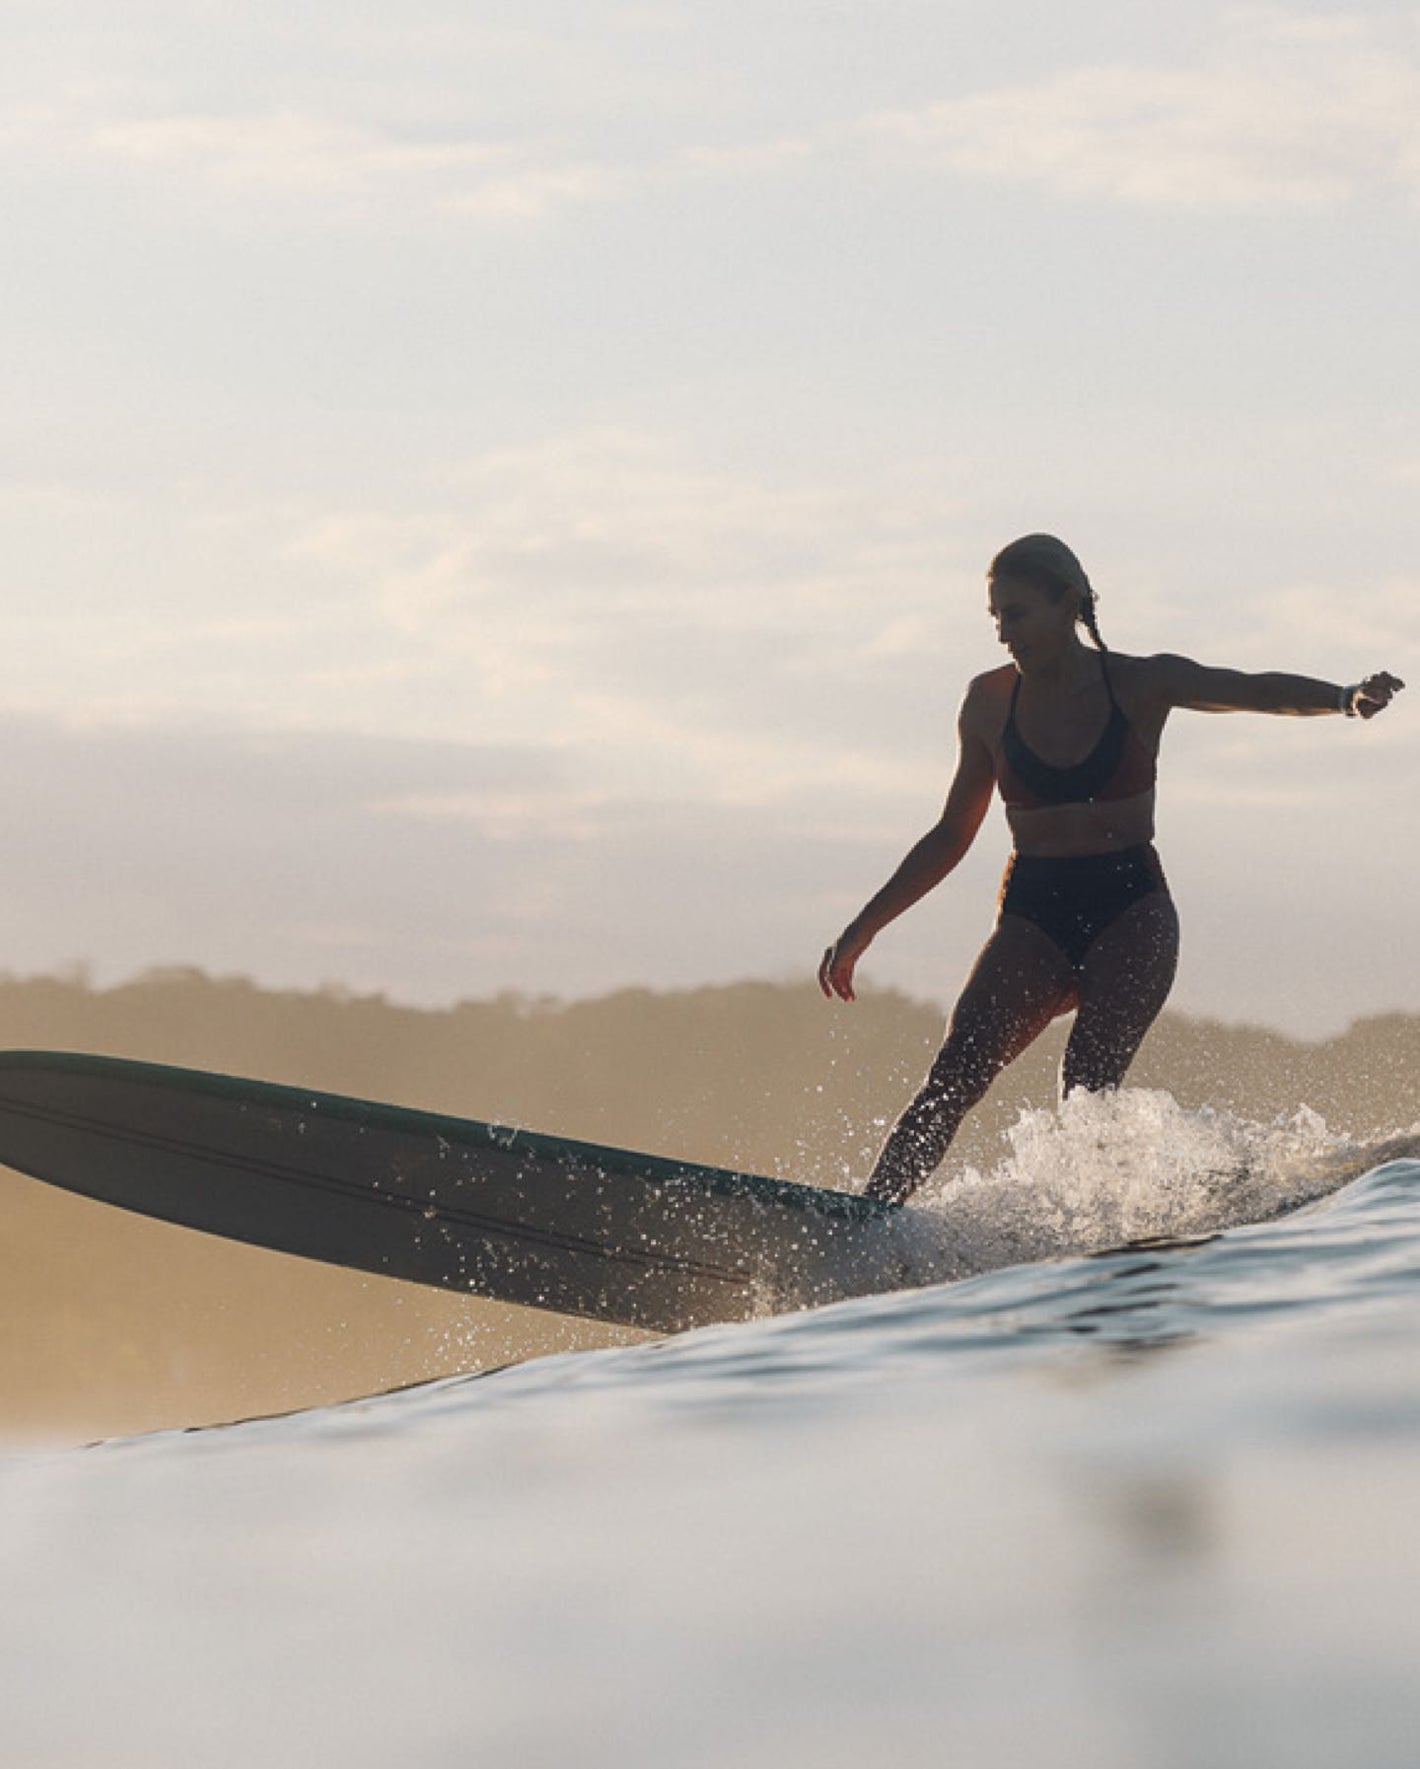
xmin=1151 ymin=654 xmax=1405 ymax=718
xmin=819 ymin=692 xmax=997 ymax=1003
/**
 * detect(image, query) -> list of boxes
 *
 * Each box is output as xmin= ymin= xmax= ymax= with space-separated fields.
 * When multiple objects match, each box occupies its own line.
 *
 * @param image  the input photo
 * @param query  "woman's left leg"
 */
xmin=1062 ymin=891 xmax=1180 ymax=1095
xmin=864 ymin=915 xmax=1077 ymax=1203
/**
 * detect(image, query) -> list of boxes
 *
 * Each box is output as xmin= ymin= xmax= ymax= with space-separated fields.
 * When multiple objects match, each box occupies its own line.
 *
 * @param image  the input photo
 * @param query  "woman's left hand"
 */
xmin=1352 ymin=672 xmax=1406 ymax=718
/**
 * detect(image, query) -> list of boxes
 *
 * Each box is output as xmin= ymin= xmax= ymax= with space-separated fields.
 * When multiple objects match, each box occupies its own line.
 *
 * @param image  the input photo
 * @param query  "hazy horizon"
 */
xmin=1 ymin=954 xmax=1417 ymax=1042
xmin=5 ymin=1 xmax=1417 ymax=1036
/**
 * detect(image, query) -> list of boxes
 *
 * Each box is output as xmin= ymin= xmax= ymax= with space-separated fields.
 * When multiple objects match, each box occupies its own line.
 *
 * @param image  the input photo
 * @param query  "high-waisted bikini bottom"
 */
xmin=998 ymin=844 xmax=1168 ymax=971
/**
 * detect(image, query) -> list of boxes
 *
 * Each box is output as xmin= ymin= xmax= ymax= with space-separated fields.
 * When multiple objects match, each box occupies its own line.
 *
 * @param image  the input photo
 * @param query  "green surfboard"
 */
xmin=0 ymin=1050 xmax=911 ymax=1333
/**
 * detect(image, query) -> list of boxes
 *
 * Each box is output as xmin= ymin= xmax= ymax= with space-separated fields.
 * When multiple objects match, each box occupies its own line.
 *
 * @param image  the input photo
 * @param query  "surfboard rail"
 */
xmin=0 ymin=1050 xmax=905 ymax=1332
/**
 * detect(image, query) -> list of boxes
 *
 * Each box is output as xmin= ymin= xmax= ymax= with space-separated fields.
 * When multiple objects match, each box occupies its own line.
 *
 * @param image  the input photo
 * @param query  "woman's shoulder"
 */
xmin=1102 ymin=651 xmax=1180 ymax=737
xmin=1101 ymin=648 xmax=1152 ymax=675
xmin=1105 ymin=651 xmax=1192 ymax=703
xmin=962 ymin=663 xmax=1015 ymax=715
xmin=965 ymin=663 xmax=1016 ymax=700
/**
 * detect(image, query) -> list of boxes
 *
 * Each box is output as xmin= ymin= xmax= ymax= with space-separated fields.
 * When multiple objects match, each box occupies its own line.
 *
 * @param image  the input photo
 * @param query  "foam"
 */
xmin=891 ymin=1087 xmax=1381 ymax=1284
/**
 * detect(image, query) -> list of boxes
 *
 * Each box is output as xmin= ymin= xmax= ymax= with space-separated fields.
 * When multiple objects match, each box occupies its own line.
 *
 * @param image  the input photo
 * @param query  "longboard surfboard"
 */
xmin=0 ymin=1050 xmax=912 ymax=1333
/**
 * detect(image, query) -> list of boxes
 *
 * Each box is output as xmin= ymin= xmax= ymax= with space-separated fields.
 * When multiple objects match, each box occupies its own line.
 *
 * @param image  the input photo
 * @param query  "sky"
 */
xmin=2 ymin=0 xmax=1417 ymax=1036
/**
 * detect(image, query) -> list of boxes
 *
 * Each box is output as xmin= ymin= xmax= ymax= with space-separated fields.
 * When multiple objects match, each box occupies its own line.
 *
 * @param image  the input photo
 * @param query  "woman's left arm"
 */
xmin=1151 ymin=654 xmax=1406 ymax=720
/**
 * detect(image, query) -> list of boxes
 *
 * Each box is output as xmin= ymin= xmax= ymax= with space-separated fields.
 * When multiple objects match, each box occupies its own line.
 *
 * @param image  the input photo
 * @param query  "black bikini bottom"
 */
xmin=999 ymin=844 xmax=1168 ymax=970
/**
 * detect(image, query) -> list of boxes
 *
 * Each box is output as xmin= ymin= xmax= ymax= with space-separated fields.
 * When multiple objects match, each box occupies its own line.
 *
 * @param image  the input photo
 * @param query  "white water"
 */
xmin=888 ymin=1086 xmax=1396 ymax=1286
xmin=5 ymin=1091 xmax=1420 ymax=1768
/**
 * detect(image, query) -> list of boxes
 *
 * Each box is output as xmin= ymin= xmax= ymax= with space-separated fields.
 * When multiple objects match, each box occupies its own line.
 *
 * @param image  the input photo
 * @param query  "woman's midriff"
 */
xmin=1005 ymin=789 xmax=1157 ymax=858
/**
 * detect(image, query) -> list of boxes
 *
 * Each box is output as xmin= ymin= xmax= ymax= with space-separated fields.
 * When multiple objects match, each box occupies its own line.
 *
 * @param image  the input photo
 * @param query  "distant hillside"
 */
xmin=2 ymin=968 xmax=1415 ymax=1440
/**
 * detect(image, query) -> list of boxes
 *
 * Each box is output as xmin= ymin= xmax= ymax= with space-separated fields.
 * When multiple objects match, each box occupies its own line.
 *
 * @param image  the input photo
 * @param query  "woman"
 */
xmin=818 ymin=534 xmax=1405 ymax=1204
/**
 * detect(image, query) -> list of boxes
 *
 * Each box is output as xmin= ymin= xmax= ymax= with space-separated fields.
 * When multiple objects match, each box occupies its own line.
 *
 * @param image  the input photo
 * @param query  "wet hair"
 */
xmin=988 ymin=533 xmax=1107 ymax=651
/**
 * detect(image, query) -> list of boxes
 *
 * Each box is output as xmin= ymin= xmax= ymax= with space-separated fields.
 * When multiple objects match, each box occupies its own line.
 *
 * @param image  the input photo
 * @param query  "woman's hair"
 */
xmin=988 ymin=534 xmax=1106 ymax=650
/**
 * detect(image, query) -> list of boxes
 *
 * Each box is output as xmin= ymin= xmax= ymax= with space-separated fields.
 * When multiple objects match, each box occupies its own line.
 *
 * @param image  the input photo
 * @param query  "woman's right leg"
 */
xmin=864 ymin=916 xmax=1077 ymax=1203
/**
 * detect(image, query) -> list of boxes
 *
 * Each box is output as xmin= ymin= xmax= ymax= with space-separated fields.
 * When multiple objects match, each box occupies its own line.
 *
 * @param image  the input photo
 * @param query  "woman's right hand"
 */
xmin=1351 ymin=671 xmax=1406 ymax=719
xmin=818 ymin=928 xmax=871 ymax=1002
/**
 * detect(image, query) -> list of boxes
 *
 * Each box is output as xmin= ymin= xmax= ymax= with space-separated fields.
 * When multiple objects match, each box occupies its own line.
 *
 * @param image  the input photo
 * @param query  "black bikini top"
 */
xmin=996 ymin=656 xmax=1156 ymax=811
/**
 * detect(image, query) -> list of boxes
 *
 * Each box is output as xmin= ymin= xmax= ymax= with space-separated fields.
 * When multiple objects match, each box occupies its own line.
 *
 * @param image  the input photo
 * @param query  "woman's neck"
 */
xmin=1019 ymin=640 xmax=1098 ymax=689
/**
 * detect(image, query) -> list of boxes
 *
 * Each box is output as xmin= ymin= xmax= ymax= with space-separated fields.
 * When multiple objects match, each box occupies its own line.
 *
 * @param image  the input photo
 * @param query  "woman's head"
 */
xmin=987 ymin=534 xmax=1106 ymax=653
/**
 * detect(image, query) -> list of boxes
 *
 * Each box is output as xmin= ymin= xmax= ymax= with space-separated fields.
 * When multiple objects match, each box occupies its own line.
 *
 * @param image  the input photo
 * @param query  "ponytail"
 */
xmin=1078 ymin=590 xmax=1107 ymax=652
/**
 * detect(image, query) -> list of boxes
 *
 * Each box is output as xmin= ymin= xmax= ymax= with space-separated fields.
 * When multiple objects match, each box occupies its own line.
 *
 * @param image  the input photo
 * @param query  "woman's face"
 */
xmin=987 ymin=573 xmax=1076 ymax=664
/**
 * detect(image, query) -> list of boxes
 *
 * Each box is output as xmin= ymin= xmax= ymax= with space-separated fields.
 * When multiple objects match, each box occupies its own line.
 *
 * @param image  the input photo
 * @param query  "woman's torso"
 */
xmin=981 ymin=652 xmax=1167 ymax=858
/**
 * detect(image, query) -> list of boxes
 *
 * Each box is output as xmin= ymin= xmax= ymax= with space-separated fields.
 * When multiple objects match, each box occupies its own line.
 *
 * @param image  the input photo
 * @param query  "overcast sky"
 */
xmin=3 ymin=0 xmax=1417 ymax=1035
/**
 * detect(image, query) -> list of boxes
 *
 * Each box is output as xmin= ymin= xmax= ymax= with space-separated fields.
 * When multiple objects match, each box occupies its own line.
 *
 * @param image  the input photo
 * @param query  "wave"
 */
xmin=98 ymin=1096 xmax=1420 ymax=1448
xmin=889 ymin=1086 xmax=1420 ymax=1287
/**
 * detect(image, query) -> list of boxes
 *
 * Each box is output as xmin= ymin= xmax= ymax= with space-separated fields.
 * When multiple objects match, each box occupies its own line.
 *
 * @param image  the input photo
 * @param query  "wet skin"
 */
xmin=819 ymin=575 xmax=1405 ymax=1202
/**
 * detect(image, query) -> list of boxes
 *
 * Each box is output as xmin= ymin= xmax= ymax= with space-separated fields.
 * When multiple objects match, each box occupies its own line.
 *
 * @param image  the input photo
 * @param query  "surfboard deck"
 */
xmin=0 ymin=1050 xmax=911 ymax=1333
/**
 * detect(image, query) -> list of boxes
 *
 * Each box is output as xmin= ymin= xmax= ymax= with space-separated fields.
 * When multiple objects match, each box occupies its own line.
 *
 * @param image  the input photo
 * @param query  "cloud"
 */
xmin=1181 ymin=576 xmax=1420 ymax=677
xmin=675 ymin=137 xmax=817 ymax=178
xmin=290 ymin=431 xmax=969 ymax=632
xmin=1258 ymin=579 xmax=1420 ymax=656
xmin=2 ymin=96 xmax=622 ymax=224
xmin=0 ymin=706 xmax=969 ymax=1005
xmin=12 ymin=5 xmax=1420 ymax=230
xmin=283 ymin=431 xmax=980 ymax=803
xmin=0 ymin=712 xmax=569 ymax=836
xmin=0 ymin=444 xmax=981 ymax=820
xmin=864 ymin=10 xmax=1420 ymax=209
xmin=0 ymin=712 xmax=586 ymax=982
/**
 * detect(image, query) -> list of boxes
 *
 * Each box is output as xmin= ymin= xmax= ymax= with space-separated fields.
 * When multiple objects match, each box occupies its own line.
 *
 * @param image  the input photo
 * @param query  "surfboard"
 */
xmin=0 ymin=1050 xmax=911 ymax=1334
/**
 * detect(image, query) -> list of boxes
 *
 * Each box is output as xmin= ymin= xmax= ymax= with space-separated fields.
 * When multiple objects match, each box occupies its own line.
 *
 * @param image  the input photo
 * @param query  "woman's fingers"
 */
xmin=818 ymin=943 xmax=858 ymax=1002
xmin=1357 ymin=671 xmax=1406 ymax=718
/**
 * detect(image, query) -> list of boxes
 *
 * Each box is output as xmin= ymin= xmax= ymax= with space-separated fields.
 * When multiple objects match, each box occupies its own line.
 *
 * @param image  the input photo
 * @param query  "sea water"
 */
xmin=3 ymin=1091 xmax=1420 ymax=1769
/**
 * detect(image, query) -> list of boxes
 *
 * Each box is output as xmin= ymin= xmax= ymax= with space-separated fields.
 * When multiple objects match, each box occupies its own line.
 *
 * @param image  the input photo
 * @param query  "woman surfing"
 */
xmin=818 ymin=534 xmax=1405 ymax=1204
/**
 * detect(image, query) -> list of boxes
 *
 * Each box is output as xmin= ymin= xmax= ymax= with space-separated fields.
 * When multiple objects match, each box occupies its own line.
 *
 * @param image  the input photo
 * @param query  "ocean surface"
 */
xmin=4 ymin=1088 xmax=1420 ymax=1768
